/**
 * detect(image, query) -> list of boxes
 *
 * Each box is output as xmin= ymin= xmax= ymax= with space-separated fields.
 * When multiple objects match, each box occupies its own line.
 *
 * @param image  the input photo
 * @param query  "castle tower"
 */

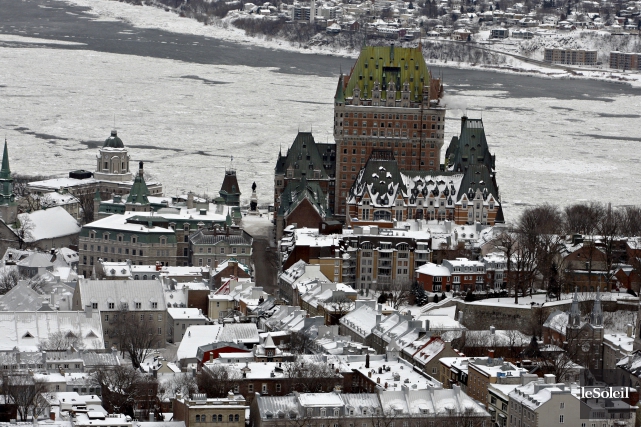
xmin=219 ymin=166 xmax=241 ymax=207
xmin=333 ymin=45 xmax=445 ymax=218
xmin=0 ymin=140 xmax=17 ymax=224
xmin=125 ymin=161 xmax=151 ymax=212
xmin=94 ymin=130 xmax=133 ymax=182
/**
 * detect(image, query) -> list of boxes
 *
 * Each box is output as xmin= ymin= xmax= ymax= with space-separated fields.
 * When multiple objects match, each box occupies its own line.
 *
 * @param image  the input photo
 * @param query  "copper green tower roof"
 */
xmin=0 ymin=139 xmax=11 ymax=180
xmin=126 ymin=161 xmax=150 ymax=205
xmin=340 ymin=45 xmax=431 ymax=101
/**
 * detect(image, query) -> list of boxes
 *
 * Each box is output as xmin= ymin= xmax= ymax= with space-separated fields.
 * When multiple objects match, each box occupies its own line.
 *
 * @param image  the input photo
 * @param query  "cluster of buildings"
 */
xmin=1 ymin=41 xmax=641 ymax=427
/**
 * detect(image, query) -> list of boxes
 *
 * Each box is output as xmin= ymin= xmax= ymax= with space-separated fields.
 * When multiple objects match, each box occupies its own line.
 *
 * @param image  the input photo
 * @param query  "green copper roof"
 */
xmin=446 ymin=117 xmax=496 ymax=173
xmin=104 ymin=130 xmax=125 ymax=148
xmin=334 ymin=74 xmax=345 ymax=104
xmin=341 ymin=45 xmax=431 ymax=101
xmin=275 ymin=132 xmax=330 ymax=180
xmin=126 ymin=163 xmax=150 ymax=205
xmin=0 ymin=140 xmax=11 ymax=180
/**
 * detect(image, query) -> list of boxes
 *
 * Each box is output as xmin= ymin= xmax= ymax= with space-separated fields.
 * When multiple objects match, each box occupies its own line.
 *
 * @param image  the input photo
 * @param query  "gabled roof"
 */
xmin=278 ymin=177 xmax=328 ymax=219
xmin=77 ymin=279 xmax=165 ymax=311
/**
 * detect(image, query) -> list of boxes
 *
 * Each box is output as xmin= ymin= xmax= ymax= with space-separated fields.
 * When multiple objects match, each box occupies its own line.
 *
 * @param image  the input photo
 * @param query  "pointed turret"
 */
xmin=568 ymin=287 xmax=581 ymax=327
xmin=0 ymin=140 xmax=17 ymax=223
xmin=334 ymin=74 xmax=345 ymax=105
xmin=226 ymin=208 xmax=232 ymax=227
xmin=590 ymin=287 xmax=603 ymax=327
xmin=125 ymin=161 xmax=150 ymax=209
xmin=1 ymin=139 xmax=11 ymax=180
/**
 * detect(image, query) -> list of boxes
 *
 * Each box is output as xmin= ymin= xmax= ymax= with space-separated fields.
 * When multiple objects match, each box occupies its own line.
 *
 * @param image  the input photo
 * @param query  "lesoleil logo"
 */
xmin=579 ymin=387 xmax=629 ymax=399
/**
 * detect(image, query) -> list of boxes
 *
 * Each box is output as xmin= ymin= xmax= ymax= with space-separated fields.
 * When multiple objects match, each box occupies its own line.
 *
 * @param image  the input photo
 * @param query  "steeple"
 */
xmin=1 ymin=139 xmax=11 ymax=179
xmin=0 ymin=139 xmax=17 ymax=223
xmin=590 ymin=287 xmax=603 ymax=327
xmin=568 ymin=287 xmax=581 ymax=327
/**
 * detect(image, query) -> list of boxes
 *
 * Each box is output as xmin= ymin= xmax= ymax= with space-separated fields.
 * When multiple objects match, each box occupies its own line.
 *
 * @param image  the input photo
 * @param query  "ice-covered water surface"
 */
xmin=0 ymin=46 xmax=335 ymax=205
xmin=1 ymin=44 xmax=639 ymax=222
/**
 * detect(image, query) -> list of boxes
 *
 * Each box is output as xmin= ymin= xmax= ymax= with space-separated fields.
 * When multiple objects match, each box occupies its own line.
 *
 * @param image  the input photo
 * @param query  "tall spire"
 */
xmin=569 ymin=286 xmax=581 ymax=327
xmin=590 ymin=287 xmax=603 ymax=327
xmin=126 ymin=161 xmax=150 ymax=206
xmin=1 ymin=139 xmax=11 ymax=180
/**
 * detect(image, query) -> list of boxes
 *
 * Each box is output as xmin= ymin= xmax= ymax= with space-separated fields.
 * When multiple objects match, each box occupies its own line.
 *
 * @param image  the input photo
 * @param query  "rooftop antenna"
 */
xmin=113 ymin=114 xmax=116 ymax=130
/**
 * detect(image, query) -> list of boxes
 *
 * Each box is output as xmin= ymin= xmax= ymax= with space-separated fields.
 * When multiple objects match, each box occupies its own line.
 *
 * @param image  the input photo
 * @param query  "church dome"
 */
xmin=104 ymin=130 xmax=125 ymax=148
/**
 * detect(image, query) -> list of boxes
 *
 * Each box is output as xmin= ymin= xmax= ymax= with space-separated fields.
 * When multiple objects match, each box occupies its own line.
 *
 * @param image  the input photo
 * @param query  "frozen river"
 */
xmin=1 ymin=0 xmax=640 ymax=221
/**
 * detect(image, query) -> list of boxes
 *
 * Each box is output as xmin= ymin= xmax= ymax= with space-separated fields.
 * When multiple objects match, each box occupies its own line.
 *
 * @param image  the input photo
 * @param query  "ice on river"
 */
xmin=1 ymin=41 xmax=640 ymax=222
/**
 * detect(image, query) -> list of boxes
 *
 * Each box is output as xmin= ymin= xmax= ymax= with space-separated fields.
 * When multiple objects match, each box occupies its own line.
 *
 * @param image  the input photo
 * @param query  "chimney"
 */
xmin=488 ymin=349 xmax=495 ymax=358
xmin=139 ymin=161 xmax=144 ymax=177
xmin=544 ymin=374 xmax=555 ymax=384
xmin=490 ymin=326 xmax=495 ymax=335
xmin=84 ymin=304 xmax=93 ymax=317
xmin=156 ymin=261 xmax=162 ymax=271
xmin=187 ymin=192 xmax=194 ymax=209
xmin=627 ymin=324 xmax=633 ymax=338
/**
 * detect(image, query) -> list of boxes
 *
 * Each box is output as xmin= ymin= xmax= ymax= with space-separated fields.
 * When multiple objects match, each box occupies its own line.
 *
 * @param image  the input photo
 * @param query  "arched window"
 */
xmin=228 ymin=415 xmax=233 ymax=422
xmin=218 ymin=415 xmax=222 ymax=422
xmin=234 ymin=415 xmax=239 ymax=422
xmin=195 ymin=415 xmax=200 ymax=423
xmin=212 ymin=415 xmax=217 ymax=422
xmin=143 ymin=275 xmax=147 ymax=280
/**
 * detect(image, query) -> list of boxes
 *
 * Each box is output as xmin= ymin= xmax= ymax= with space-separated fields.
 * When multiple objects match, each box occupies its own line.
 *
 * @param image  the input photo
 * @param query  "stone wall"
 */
xmin=455 ymin=298 xmax=638 ymax=335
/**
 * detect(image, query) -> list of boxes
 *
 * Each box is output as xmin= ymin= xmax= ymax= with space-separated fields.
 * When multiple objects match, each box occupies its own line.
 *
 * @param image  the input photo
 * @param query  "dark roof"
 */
xmin=104 ymin=130 xmax=125 ymax=149
xmin=190 ymin=229 xmax=253 ymax=246
xmin=457 ymin=164 xmax=500 ymax=203
xmin=278 ymin=177 xmax=328 ymax=219
xmin=220 ymin=170 xmax=241 ymax=196
xmin=275 ymin=132 xmax=331 ymax=180
xmin=350 ymin=157 xmax=407 ymax=206
xmin=446 ymin=117 xmax=495 ymax=173
xmin=126 ymin=165 xmax=150 ymax=205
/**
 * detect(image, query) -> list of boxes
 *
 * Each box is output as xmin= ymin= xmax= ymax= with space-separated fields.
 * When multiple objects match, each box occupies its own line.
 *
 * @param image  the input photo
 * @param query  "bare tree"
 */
xmin=0 ymin=269 xmax=20 ymax=295
xmin=109 ymin=304 xmax=159 ymax=369
xmin=563 ymin=202 xmax=604 ymax=236
xmin=323 ymin=293 xmax=354 ymax=325
xmin=91 ymin=365 xmax=158 ymax=418
xmin=3 ymin=374 xmax=48 ymax=421
xmin=282 ymin=358 xmax=342 ymax=393
xmin=491 ymin=228 xmax=535 ymax=304
xmin=18 ymin=193 xmax=54 ymax=214
xmin=14 ymin=216 xmax=34 ymax=250
xmin=76 ymin=190 xmax=95 ymax=224
xmin=377 ymin=280 xmax=412 ymax=310
xmin=39 ymin=330 xmax=86 ymax=351
xmin=289 ymin=329 xmax=315 ymax=355
xmin=197 ymin=364 xmax=241 ymax=398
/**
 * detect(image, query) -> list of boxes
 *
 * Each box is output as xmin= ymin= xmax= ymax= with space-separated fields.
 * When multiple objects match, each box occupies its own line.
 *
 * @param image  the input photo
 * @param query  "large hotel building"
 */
xmin=333 ymin=45 xmax=445 ymax=217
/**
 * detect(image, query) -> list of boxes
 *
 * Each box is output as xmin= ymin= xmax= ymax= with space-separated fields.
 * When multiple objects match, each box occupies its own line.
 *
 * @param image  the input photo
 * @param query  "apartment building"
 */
xmin=544 ymin=48 xmax=598 ymax=65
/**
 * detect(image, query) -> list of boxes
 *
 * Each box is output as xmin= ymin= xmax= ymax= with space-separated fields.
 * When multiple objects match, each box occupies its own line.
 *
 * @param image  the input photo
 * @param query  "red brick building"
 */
xmin=333 ymin=45 xmax=445 ymax=218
